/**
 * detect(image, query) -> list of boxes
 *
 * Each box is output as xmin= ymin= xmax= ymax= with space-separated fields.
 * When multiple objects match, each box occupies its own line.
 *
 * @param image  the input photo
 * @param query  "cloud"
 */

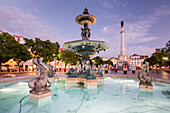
xmin=125 ymin=21 xmax=160 ymax=44
xmin=99 ymin=0 xmax=113 ymax=9
xmin=99 ymin=0 xmax=128 ymax=9
xmin=125 ymin=5 xmax=170 ymax=44
xmin=0 ymin=3 xmax=68 ymax=46
xmin=126 ymin=46 xmax=155 ymax=57
xmin=92 ymin=4 xmax=170 ymax=58
xmin=33 ymin=8 xmax=39 ymax=13
xmin=122 ymin=1 xmax=127 ymax=7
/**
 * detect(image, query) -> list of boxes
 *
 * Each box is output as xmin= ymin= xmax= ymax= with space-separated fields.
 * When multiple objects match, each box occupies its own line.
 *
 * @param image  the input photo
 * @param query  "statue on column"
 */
xmin=28 ymin=58 xmax=51 ymax=93
xmin=121 ymin=20 xmax=124 ymax=27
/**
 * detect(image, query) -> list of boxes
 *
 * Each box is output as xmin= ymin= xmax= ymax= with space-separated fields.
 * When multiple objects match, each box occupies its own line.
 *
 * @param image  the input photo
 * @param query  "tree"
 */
xmin=58 ymin=51 xmax=79 ymax=68
xmin=146 ymin=52 xmax=168 ymax=68
xmin=165 ymin=40 xmax=170 ymax=54
xmin=92 ymin=56 xmax=103 ymax=67
xmin=0 ymin=32 xmax=19 ymax=72
xmin=24 ymin=38 xmax=60 ymax=63
xmin=145 ymin=40 xmax=170 ymax=68
xmin=13 ymin=44 xmax=32 ymax=72
xmin=104 ymin=60 xmax=114 ymax=66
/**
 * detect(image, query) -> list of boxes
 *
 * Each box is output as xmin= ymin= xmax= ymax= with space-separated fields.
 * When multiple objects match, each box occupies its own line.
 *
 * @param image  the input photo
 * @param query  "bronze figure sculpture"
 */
xmin=28 ymin=58 xmax=51 ymax=93
xmin=138 ymin=61 xmax=153 ymax=89
xmin=121 ymin=20 xmax=124 ymax=27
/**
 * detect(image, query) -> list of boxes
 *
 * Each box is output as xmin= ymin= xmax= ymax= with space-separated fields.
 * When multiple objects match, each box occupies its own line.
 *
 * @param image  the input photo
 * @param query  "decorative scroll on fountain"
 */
xmin=63 ymin=8 xmax=109 ymax=88
xmin=138 ymin=61 xmax=153 ymax=89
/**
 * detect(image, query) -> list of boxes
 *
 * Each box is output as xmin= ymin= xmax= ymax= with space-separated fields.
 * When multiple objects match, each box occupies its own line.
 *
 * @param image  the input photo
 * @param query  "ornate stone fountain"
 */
xmin=63 ymin=8 xmax=109 ymax=88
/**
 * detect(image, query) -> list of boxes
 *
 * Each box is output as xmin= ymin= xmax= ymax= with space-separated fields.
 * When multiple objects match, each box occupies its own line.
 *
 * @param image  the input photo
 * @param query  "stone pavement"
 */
xmin=0 ymin=70 xmax=170 ymax=84
xmin=0 ymin=75 xmax=39 ymax=83
xmin=104 ymin=70 xmax=170 ymax=84
xmin=0 ymin=72 xmax=36 ymax=77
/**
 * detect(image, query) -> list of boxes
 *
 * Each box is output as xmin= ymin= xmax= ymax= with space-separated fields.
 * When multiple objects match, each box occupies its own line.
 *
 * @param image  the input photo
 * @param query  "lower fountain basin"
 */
xmin=0 ymin=77 xmax=170 ymax=113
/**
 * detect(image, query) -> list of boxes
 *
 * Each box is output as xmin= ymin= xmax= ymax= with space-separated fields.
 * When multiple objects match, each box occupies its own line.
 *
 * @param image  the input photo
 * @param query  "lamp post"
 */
xmin=53 ymin=54 xmax=56 ymax=72
xmin=163 ymin=57 xmax=168 ymax=68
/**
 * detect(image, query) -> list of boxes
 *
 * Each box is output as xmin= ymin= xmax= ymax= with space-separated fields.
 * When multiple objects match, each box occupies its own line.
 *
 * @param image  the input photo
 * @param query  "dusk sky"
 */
xmin=0 ymin=0 xmax=170 ymax=58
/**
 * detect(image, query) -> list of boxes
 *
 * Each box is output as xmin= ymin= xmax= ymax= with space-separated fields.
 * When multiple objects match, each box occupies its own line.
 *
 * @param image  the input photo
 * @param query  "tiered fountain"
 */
xmin=63 ymin=8 xmax=109 ymax=88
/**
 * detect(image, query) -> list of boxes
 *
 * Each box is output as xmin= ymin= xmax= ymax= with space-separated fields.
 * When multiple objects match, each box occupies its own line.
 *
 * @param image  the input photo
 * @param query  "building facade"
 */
xmin=129 ymin=54 xmax=149 ymax=67
xmin=109 ymin=57 xmax=118 ymax=65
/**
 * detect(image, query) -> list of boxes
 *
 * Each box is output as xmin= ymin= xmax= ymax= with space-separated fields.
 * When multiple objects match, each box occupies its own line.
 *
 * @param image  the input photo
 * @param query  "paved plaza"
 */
xmin=0 ymin=70 xmax=169 ymax=84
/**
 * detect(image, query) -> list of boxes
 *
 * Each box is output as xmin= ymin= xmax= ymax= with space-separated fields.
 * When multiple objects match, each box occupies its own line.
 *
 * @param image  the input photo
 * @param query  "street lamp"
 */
xmin=53 ymin=54 xmax=56 ymax=71
xmin=163 ymin=57 xmax=168 ymax=68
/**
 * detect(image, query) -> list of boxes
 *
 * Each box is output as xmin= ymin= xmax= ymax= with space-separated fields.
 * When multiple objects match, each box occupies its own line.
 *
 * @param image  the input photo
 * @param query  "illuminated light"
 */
xmin=0 ymin=88 xmax=17 ymax=92
xmin=163 ymin=57 xmax=168 ymax=60
xmin=119 ymin=80 xmax=136 ymax=83
xmin=104 ymin=77 xmax=111 ymax=80
xmin=17 ymin=82 xmax=27 ymax=85
xmin=104 ymin=27 xmax=107 ymax=30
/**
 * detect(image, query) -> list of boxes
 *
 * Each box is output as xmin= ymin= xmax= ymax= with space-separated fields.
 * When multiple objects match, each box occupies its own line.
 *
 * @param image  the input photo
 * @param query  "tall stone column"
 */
xmin=118 ymin=21 xmax=127 ymax=66
xmin=120 ymin=26 xmax=125 ymax=55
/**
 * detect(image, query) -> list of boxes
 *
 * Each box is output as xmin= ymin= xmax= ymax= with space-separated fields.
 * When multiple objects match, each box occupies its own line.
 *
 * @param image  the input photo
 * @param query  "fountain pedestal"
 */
xmin=66 ymin=77 xmax=103 ymax=89
xmin=139 ymin=83 xmax=153 ymax=89
xmin=85 ymin=79 xmax=97 ymax=89
xmin=29 ymin=89 xmax=52 ymax=100
xmin=29 ymin=90 xmax=51 ymax=107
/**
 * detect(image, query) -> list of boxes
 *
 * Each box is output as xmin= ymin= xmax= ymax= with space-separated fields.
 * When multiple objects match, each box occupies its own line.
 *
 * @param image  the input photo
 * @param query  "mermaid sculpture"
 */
xmin=138 ymin=61 xmax=153 ymax=89
xmin=28 ymin=58 xmax=51 ymax=93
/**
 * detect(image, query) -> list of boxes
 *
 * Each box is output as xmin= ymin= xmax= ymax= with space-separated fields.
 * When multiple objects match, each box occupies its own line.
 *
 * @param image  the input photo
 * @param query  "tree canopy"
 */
xmin=0 ymin=33 xmax=17 ymax=65
xmin=24 ymin=38 xmax=60 ymax=63
xmin=165 ymin=40 xmax=170 ymax=54
xmin=92 ymin=56 xmax=103 ymax=67
xmin=0 ymin=32 xmax=32 ymax=72
xmin=104 ymin=60 xmax=114 ymax=66
xmin=13 ymin=44 xmax=32 ymax=72
xmin=146 ymin=40 xmax=170 ymax=68
xmin=57 ymin=51 xmax=79 ymax=68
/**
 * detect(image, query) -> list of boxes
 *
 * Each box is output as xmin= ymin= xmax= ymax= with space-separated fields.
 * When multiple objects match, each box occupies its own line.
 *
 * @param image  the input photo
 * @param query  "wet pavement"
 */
xmin=105 ymin=69 xmax=170 ymax=83
xmin=0 ymin=70 xmax=170 ymax=83
xmin=0 ymin=72 xmax=36 ymax=78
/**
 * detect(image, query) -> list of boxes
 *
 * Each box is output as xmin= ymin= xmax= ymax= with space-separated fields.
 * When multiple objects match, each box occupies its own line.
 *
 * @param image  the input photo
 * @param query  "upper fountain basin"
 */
xmin=63 ymin=40 xmax=109 ymax=56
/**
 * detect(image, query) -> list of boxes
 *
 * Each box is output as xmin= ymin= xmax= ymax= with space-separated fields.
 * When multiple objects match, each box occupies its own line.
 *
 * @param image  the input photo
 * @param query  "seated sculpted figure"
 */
xmin=138 ymin=61 xmax=153 ymax=87
xmin=85 ymin=60 xmax=92 ymax=76
xmin=77 ymin=61 xmax=82 ymax=75
xmin=66 ymin=68 xmax=76 ymax=75
xmin=28 ymin=58 xmax=51 ymax=92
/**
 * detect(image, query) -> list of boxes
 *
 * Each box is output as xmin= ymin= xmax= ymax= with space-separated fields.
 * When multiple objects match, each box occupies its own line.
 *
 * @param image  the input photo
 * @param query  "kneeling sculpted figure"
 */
xmin=28 ymin=58 xmax=51 ymax=92
xmin=138 ymin=61 xmax=153 ymax=87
